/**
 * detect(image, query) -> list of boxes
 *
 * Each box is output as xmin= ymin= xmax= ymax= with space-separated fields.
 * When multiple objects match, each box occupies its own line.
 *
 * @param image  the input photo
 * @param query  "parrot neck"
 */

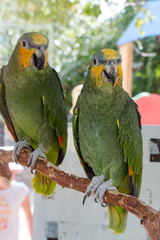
xmin=5 ymin=62 xmax=49 ymax=90
xmin=81 ymin=70 xmax=129 ymax=117
xmin=8 ymin=43 xmax=22 ymax=73
xmin=84 ymin=70 xmax=124 ymax=102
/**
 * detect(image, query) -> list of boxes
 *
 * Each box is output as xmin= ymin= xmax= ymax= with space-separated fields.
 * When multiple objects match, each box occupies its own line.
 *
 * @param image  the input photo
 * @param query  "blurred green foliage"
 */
xmin=0 ymin=0 xmax=159 ymax=112
xmin=133 ymin=36 xmax=160 ymax=95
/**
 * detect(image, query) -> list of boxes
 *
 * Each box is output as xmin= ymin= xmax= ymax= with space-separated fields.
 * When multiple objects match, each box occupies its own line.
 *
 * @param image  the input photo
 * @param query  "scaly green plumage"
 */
xmin=73 ymin=49 xmax=143 ymax=233
xmin=0 ymin=32 xmax=67 ymax=195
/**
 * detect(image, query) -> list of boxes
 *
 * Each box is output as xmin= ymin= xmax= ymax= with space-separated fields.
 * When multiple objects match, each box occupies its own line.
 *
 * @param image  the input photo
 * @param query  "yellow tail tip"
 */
xmin=32 ymin=171 xmax=56 ymax=196
xmin=108 ymin=204 xmax=128 ymax=234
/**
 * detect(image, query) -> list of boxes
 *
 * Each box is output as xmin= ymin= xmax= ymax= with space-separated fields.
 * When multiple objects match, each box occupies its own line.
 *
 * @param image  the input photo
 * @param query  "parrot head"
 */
xmin=89 ymin=49 xmax=123 ymax=89
xmin=9 ymin=32 xmax=49 ymax=71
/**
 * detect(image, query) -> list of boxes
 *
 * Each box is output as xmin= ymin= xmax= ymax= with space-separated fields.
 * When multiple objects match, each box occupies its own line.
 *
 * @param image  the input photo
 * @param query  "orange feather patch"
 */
xmin=5 ymin=120 xmax=17 ymax=141
xmin=19 ymin=46 xmax=34 ymax=68
xmin=114 ymin=64 xmax=123 ymax=86
xmin=58 ymin=136 xmax=63 ymax=148
xmin=128 ymin=166 xmax=134 ymax=181
xmin=91 ymin=64 xmax=104 ymax=87
xmin=44 ymin=49 xmax=48 ymax=68
xmin=117 ymin=119 xmax=120 ymax=128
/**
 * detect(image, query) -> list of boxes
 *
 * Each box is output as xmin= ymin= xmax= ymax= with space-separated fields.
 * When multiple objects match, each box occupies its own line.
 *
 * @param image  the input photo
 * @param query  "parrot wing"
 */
xmin=42 ymin=68 xmax=68 ymax=165
xmin=32 ymin=68 xmax=68 ymax=196
xmin=73 ymin=98 xmax=95 ymax=180
xmin=117 ymin=97 xmax=143 ymax=197
xmin=0 ymin=67 xmax=18 ymax=142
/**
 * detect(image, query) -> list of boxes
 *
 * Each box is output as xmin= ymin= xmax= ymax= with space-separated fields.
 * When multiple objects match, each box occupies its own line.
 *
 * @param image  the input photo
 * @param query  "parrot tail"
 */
xmin=108 ymin=204 xmax=128 ymax=234
xmin=32 ymin=171 xmax=56 ymax=196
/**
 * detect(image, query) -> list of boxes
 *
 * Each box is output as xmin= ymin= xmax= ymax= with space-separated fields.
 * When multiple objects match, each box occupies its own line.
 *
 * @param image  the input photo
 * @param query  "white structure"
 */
xmin=33 ymin=123 xmax=160 ymax=240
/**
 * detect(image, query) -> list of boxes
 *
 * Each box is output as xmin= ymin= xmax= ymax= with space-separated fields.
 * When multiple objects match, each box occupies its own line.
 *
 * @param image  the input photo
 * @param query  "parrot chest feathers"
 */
xmin=4 ymin=71 xmax=47 ymax=141
xmin=4 ymin=65 xmax=48 ymax=90
xmin=80 ymin=87 xmax=127 ymax=123
xmin=78 ymin=89 xmax=128 ymax=184
xmin=6 ymin=94 xmax=44 ymax=141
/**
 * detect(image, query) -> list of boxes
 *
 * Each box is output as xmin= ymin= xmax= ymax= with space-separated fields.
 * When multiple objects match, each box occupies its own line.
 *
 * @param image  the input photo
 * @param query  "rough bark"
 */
xmin=0 ymin=148 xmax=160 ymax=240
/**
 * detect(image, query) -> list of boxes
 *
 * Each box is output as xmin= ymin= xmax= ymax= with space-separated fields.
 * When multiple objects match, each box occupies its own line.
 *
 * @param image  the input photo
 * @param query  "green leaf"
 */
xmin=145 ymin=16 xmax=150 ymax=23
xmin=135 ymin=18 xmax=143 ymax=30
xmin=140 ymin=30 xmax=145 ymax=36
xmin=83 ymin=3 xmax=101 ymax=17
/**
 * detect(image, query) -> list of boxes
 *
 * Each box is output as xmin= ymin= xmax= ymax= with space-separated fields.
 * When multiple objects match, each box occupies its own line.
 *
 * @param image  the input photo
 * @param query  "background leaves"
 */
xmin=0 ymin=0 xmax=159 ymax=112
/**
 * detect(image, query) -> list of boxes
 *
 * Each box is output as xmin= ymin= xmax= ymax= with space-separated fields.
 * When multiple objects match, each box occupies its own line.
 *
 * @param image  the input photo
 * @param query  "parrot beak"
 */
xmin=30 ymin=47 xmax=46 ymax=70
xmin=102 ymin=61 xmax=118 ymax=86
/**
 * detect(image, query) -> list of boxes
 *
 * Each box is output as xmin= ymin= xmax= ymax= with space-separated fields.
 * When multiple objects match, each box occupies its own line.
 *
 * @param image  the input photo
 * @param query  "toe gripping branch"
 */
xmin=13 ymin=139 xmax=31 ymax=164
xmin=27 ymin=145 xmax=47 ymax=173
xmin=83 ymin=175 xmax=105 ymax=205
xmin=83 ymin=176 xmax=117 ymax=206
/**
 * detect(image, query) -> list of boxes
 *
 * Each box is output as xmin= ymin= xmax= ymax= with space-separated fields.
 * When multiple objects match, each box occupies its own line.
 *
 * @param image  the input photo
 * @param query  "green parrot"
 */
xmin=72 ymin=49 xmax=143 ymax=233
xmin=0 ymin=32 xmax=67 ymax=195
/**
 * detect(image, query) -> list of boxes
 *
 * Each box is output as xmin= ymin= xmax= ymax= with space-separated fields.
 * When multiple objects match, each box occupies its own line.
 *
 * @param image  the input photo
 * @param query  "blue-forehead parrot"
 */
xmin=72 ymin=49 xmax=143 ymax=233
xmin=0 ymin=32 xmax=68 ymax=195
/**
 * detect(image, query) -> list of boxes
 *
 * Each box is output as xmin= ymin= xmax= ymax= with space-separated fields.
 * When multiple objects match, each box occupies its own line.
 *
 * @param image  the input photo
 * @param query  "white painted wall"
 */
xmin=33 ymin=123 xmax=160 ymax=240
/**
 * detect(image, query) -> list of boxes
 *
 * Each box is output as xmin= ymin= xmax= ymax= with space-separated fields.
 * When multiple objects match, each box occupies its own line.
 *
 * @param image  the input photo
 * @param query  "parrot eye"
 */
xmin=21 ymin=40 xmax=29 ymax=48
xmin=93 ymin=58 xmax=99 ymax=66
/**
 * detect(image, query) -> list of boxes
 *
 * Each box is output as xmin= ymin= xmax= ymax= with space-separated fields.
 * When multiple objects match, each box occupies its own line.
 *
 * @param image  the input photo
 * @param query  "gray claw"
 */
xmin=82 ymin=195 xmax=87 ymax=205
xmin=95 ymin=179 xmax=117 ymax=205
xmin=13 ymin=139 xmax=31 ymax=163
xmin=83 ymin=175 xmax=105 ymax=205
xmin=27 ymin=146 xmax=46 ymax=173
xmin=101 ymin=202 xmax=108 ymax=207
xmin=83 ymin=191 xmax=91 ymax=205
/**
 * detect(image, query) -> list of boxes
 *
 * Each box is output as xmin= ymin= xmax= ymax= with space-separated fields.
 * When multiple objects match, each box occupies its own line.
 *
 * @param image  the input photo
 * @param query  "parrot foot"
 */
xmin=83 ymin=175 xmax=105 ymax=205
xmin=13 ymin=139 xmax=31 ymax=163
xmin=94 ymin=179 xmax=117 ymax=206
xmin=27 ymin=145 xmax=46 ymax=173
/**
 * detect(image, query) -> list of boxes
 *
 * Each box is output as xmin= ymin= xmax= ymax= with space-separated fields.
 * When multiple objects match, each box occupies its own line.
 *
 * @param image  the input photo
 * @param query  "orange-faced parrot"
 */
xmin=0 ymin=32 xmax=68 ymax=195
xmin=72 ymin=49 xmax=143 ymax=233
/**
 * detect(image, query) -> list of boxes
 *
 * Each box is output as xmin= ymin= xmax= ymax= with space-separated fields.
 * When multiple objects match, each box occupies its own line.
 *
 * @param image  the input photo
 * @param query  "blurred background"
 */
xmin=0 ymin=0 xmax=160 ymax=112
xmin=0 ymin=0 xmax=160 ymax=240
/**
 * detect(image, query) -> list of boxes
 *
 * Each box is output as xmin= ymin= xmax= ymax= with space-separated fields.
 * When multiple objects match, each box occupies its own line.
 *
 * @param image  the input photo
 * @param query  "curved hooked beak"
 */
xmin=102 ymin=61 xmax=118 ymax=86
xmin=30 ymin=47 xmax=46 ymax=70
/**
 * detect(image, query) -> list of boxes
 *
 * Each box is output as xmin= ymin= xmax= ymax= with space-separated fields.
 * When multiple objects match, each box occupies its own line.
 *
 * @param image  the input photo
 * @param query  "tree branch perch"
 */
xmin=0 ymin=148 xmax=159 ymax=240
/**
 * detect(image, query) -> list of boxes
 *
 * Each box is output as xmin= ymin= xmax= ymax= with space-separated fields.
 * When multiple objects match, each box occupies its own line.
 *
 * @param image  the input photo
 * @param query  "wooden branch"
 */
xmin=0 ymin=148 xmax=160 ymax=240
